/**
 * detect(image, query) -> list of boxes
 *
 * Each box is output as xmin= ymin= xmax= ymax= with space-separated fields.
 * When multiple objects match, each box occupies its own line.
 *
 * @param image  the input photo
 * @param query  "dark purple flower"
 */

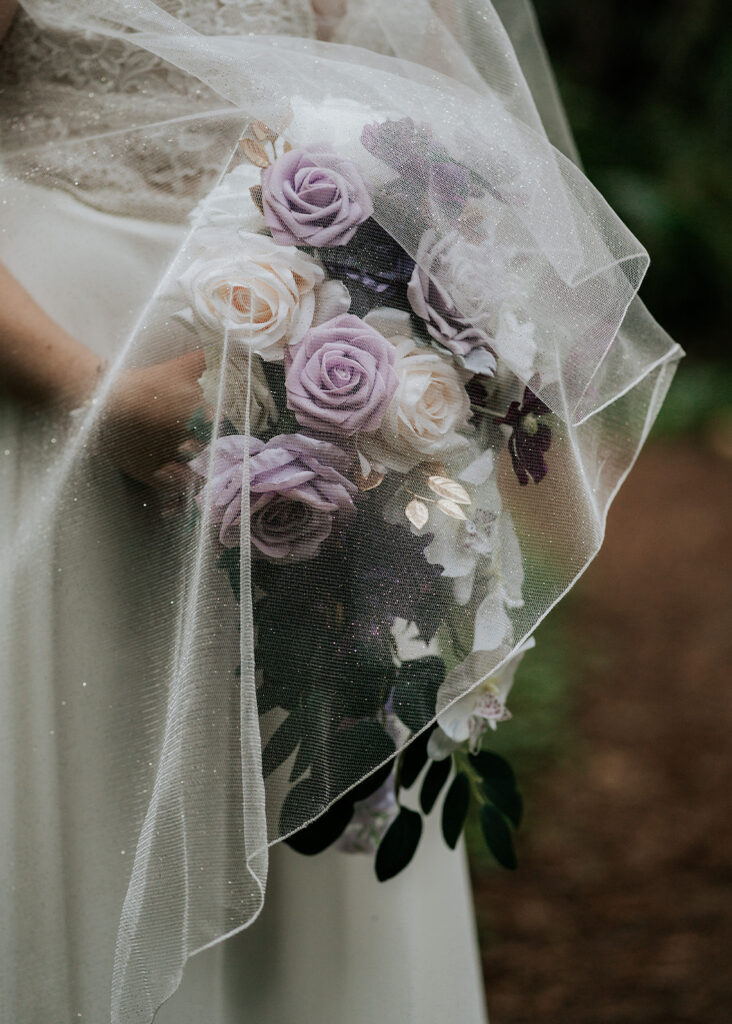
xmin=285 ymin=313 xmax=399 ymax=436
xmin=190 ymin=433 xmax=356 ymax=557
xmin=496 ymin=385 xmax=552 ymax=486
xmin=336 ymin=514 xmax=447 ymax=642
xmin=361 ymin=118 xmax=433 ymax=177
xmin=361 ymin=119 xmax=470 ymax=221
xmin=320 ymin=220 xmax=415 ymax=305
xmin=261 ymin=145 xmax=373 ymax=247
xmin=408 ymin=232 xmax=497 ymax=375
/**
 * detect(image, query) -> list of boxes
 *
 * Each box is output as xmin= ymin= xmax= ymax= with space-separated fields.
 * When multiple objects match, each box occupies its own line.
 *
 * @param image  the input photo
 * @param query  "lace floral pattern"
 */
xmin=0 ymin=1 xmax=316 ymax=219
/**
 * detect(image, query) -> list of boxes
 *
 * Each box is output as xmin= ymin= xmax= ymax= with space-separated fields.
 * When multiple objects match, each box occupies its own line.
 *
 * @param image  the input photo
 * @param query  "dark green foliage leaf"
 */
xmin=279 ymin=776 xmax=325 ymax=832
xmin=392 ymin=657 xmax=446 ymax=733
xmin=398 ymin=725 xmax=436 ymax=790
xmin=441 ymin=771 xmax=471 ymax=849
xmin=260 ymin=710 xmax=302 ymax=778
xmin=217 ymin=547 xmax=240 ymax=602
xmin=288 ymin=730 xmax=314 ymax=783
xmin=186 ymin=406 xmax=213 ymax=445
xmin=256 ymin=674 xmax=300 ymax=714
xmin=469 ymin=750 xmax=522 ymax=828
xmin=350 ymin=758 xmax=395 ymax=804
xmin=284 ymin=795 xmax=355 ymax=856
xmin=288 ymin=690 xmax=332 ymax=782
xmin=333 ymin=720 xmax=396 ymax=792
xmin=375 ymin=807 xmax=423 ymax=881
xmin=420 ymin=755 xmax=452 ymax=814
xmin=281 ymin=775 xmax=353 ymax=855
xmin=480 ymin=804 xmax=517 ymax=870
xmin=260 ymin=360 xmax=289 ymax=420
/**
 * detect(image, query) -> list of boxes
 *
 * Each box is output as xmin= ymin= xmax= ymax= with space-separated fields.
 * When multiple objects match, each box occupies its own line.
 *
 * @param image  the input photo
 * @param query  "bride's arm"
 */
xmin=0 ymin=262 xmax=205 ymax=489
xmin=0 ymin=263 xmax=104 ymax=408
xmin=0 ymin=1 xmax=17 ymax=42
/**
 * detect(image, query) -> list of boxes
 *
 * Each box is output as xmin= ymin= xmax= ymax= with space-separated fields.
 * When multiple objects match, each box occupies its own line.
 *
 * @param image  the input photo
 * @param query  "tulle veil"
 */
xmin=0 ymin=2 xmax=682 ymax=1021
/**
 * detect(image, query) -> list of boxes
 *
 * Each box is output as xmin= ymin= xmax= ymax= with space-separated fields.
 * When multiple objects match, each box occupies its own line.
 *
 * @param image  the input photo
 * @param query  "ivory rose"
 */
xmin=179 ymin=230 xmax=349 ymax=360
xmin=358 ymin=310 xmax=471 ymax=472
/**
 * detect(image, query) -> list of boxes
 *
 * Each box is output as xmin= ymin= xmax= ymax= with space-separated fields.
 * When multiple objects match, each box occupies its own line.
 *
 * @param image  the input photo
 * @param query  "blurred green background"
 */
xmin=469 ymin=8 xmax=732 ymax=1019
xmin=536 ymin=0 xmax=732 ymax=436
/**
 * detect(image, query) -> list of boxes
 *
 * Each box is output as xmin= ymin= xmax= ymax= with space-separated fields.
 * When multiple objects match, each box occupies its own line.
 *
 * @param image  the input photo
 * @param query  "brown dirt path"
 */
xmin=473 ymin=440 xmax=732 ymax=1023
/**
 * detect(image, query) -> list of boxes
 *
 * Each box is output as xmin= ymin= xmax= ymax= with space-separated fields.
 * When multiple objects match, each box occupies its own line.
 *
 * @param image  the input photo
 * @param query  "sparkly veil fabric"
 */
xmin=0 ymin=2 xmax=682 ymax=1022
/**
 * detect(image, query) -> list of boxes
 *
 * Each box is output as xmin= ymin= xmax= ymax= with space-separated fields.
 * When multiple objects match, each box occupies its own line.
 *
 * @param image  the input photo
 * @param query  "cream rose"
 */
xmin=198 ymin=347 xmax=278 ymax=435
xmin=179 ymin=230 xmax=348 ymax=361
xmin=360 ymin=331 xmax=471 ymax=473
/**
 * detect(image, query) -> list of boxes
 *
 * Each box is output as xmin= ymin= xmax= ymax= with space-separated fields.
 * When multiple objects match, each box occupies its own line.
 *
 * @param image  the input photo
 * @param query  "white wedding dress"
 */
xmin=0 ymin=175 xmax=488 ymax=1023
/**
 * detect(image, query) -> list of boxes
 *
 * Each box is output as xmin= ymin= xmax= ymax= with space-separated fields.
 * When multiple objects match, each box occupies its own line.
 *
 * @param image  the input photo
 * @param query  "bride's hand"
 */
xmin=105 ymin=350 xmax=207 ymax=492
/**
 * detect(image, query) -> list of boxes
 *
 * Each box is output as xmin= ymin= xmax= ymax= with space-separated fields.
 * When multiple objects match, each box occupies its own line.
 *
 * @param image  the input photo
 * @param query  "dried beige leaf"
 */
xmin=427 ymin=475 xmax=471 ymax=505
xmin=436 ymin=498 xmax=468 ymax=521
xmin=240 ymin=137 xmax=270 ymax=168
xmin=250 ymin=119 xmax=273 ymax=141
xmin=250 ymin=184 xmax=264 ymax=213
xmin=405 ymin=499 xmax=429 ymax=530
xmin=421 ymin=460 xmax=446 ymax=477
xmin=355 ymin=468 xmax=385 ymax=492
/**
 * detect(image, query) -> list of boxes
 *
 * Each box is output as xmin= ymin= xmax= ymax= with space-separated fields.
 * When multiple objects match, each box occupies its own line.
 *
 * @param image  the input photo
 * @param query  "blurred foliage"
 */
xmin=468 ymin=4 xmax=730 ymax=869
xmin=466 ymin=605 xmax=577 ymax=870
xmin=534 ymin=0 xmax=731 ymax=361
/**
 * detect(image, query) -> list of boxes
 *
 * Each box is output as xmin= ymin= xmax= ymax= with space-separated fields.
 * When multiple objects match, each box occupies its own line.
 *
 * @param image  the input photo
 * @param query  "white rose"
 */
xmin=360 ymin=332 xmax=471 ymax=473
xmin=179 ymin=230 xmax=349 ymax=361
xmin=189 ymin=162 xmax=266 ymax=233
xmin=198 ymin=347 xmax=278 ymax=435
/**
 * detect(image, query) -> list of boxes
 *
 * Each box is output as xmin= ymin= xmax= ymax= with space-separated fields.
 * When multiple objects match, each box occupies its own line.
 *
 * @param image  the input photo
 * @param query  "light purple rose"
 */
xmin=408 ymin=233 xmax=497 ymax=376
xmin=285 ymin=313 xmax=398 ymax=436
xmin=250 ymin=496 xmax=333 ymax=561
xmin=190 ymin=432 xmax=356 ymax=559
xmin=261 ymin=145 xmax=373 ymax=247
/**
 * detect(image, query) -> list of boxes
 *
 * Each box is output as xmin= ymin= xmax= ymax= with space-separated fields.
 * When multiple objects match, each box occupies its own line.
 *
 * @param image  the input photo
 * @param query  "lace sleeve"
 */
xmin=0 ymin=1 xmax=317 ymax=219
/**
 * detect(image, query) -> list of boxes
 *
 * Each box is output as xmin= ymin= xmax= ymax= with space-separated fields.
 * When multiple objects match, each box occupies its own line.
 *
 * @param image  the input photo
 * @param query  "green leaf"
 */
xmin=333 ymin=720 xmax=397 ymax=791
xmin=217 ymin=548 xmax=240 ymax=603
xmin=480 ymin=804 xmax=517 ymax=870
xmin=186 ymin=406 xmax=213 ymax=445
xmin=469 ymin=750 xmax=522 ymax=828
xmin=441 ymin=771 xmax=470 ymax=849
xmin=392 ymin=656 xmax=446 ymax=733
xmin=288 ymin=730 xmax=314 ymax=783
xmin=260 ymin=710 xmax=302 ymax=778
xmin=398 ymin=725 xmax=435 ymax=790
xmin=285 ymin=795 xmax=355 ymax=856
xmin=350 ymin=759 xmax=395 ymax=804
xmin=420 ymin=755 xmax=452 ymax=815
xmin=375 ymin=807 xmax=423 ymax=881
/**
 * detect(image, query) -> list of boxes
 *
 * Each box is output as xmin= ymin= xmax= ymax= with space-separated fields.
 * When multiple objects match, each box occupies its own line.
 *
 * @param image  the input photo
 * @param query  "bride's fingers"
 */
xmin=150 ymin=460 xmax=193 ymax=493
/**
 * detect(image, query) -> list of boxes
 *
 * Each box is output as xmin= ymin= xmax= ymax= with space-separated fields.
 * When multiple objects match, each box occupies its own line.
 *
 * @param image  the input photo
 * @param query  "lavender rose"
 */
xmin=250 ymin=496 xmax=333 ymax=561
xmin=285 ymin=313 xmax=398 ymax=435
xmin=261 ymin=145 xmax=373 ymax=247
xmin=408 ymin=231 xmax=498 ymax=376
xmin=190 ymin=433 xmax=356 ymax=559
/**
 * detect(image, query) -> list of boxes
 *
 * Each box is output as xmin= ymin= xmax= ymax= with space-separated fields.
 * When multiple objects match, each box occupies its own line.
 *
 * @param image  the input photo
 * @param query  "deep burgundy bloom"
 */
xmin=320 ymin=220 xmax=415 ymax=307
xmin=496 ymin=386 xmax=552 ymax=486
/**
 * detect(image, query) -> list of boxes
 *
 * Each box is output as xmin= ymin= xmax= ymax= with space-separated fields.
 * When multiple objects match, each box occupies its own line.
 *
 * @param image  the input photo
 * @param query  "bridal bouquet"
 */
xmin=178 ymin=118 xmax=553 ymax=878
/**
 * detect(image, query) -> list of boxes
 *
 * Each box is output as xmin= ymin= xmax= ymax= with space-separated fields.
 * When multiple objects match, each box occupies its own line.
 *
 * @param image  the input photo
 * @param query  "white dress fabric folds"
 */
xmin=0 ymin=2 xmax=682 ymax=1022
xmin=0 ymin=180 xmax=487 ymax=1024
